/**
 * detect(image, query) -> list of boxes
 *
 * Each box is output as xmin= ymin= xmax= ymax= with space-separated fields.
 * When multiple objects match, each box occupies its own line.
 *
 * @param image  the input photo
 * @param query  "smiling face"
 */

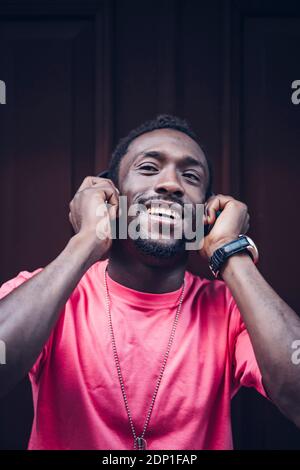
xmin=117 ymin=128 xmax=210 ymax=260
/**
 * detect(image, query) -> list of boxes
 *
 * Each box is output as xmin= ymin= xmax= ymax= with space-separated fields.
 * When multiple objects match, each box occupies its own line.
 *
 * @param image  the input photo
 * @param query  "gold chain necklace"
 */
xmin=103 ymin=265 xmax=186 ymax=450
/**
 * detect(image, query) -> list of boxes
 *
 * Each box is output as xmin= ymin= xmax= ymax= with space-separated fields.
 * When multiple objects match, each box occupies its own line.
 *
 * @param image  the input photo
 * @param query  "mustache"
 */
xmin=137 ymin=196 xmax=184 ymax=209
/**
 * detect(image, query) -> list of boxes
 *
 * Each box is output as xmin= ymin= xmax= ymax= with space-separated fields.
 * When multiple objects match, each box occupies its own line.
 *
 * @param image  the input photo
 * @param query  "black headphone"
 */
xmin=97 ymin=170 xmax=110 ymax=179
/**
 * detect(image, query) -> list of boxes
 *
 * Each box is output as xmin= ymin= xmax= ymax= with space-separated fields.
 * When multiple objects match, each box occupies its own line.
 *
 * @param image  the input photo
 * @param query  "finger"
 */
xmin=204 ymin=203 xmax=208 ymax=217
xmin=243 ymin=221 xmax=250 ymax=234
xmin=80 ymin=183 xmax=120 ymax=216
xmin=100 ymin=186 xmax=120 ymax=218
xmin=94 ymin=177 xmax=120 ymax=196
xmin=79 ymin=182 xmax=119 ymax=207
xmin=206 ymin=195 xmax=234 ymax=224
xmin=76 ymin=176 xmax=100 ymax=193
xmin=94 ymin=187 xmax=120 ymax=221
xmin=203 ymin=209 xmax=210 ymax=225
xmin=69 ymin=210 xmax=78 ymax=233
xmin=69 ymin=199 xmax=80 ymax=232
xmin=76 ymin=176 xmax=119 ymax=195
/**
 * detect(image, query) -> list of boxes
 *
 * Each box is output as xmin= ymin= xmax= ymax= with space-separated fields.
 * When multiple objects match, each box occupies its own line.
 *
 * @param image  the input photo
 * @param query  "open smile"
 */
xmin=144 ymin=200 xmax=183 ymax=221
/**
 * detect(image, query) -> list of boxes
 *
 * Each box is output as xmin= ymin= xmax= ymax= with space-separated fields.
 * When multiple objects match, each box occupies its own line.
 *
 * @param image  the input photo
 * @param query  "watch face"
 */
xmin=223 ymin=238 xmax=248 ymax=254
xmin=209 ymin=234 xmax=259 ymax=278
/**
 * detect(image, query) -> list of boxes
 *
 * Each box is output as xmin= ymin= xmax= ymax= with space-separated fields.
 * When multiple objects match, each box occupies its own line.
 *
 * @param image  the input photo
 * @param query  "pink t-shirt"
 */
xmin=0 ymin=259 xmax=267 ymax=450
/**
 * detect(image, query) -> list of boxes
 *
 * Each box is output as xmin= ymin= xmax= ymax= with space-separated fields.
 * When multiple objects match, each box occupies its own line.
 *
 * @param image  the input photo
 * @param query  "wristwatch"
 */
xmin=209 ymin=235 xmax=259 ymax=279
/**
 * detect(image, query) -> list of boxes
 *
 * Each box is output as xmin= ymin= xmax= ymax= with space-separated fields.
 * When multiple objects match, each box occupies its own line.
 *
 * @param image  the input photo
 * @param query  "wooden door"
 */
xmin=0 ymin=0 xmax=300 ymax=450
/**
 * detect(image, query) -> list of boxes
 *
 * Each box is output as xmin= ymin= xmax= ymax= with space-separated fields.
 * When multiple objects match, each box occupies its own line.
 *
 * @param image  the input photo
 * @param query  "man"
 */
xmin=0 ymin=115 xmax=299 ymax=450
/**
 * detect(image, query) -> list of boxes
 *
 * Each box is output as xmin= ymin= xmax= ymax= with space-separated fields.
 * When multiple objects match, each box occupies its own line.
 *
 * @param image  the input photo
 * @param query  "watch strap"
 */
xmin=209 ymin=235 xmax=254 ymax=278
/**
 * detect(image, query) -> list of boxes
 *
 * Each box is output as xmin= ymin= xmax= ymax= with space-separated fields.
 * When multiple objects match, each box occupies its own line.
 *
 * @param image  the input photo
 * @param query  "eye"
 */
xmin=183 ymin=172 xmax=200 ymax=182
xmin=139 ymin=164 xmax=158 ymax=172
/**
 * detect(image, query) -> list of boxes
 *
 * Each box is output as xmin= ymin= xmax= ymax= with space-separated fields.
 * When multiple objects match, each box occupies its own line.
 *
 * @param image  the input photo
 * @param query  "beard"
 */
xmin=133 ymin=236 xmax=186 ymax=260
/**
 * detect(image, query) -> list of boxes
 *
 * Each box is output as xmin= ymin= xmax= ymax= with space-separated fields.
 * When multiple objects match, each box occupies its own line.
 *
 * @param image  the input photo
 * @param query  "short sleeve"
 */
xmin=0 ymin=268 xmax=49 ymax=379
xmin=0 ymin=269 xmax=43 ymax=299
xmin=229 ymin=296 xmax=270 ymax=400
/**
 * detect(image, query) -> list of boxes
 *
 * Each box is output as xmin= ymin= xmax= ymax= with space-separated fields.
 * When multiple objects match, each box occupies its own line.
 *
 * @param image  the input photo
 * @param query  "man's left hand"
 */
xmin=199 ymin=194 xmax=250 ymax=260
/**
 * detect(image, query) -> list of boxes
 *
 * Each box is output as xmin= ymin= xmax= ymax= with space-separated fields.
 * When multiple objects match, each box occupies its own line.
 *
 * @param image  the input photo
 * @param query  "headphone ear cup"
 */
xmin=97 ymin=170 xmax=110 ymax=179
xmin=97 ymin=170 xmax=121 ymax=193
xmin=205 ymin=191 xmax=215 ymax=201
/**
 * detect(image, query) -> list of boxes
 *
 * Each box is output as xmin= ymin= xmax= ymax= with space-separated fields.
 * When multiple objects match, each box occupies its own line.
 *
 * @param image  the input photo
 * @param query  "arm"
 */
xmin=0 ymin=176 xmax=119 ymax=397
xmin=201 ymin=194 xmax=300 ymax=427
xmin=221 ymin=253 xmax=300 ymax=426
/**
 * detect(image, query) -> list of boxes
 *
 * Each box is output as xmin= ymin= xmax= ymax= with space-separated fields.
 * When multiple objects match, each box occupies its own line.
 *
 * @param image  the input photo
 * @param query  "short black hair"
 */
xmin=108 ymin=114 xmax=213 ymax=200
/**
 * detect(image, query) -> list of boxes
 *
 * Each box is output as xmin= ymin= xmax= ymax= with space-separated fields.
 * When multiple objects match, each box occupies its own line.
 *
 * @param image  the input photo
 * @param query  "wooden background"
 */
xmin=0 ymin=0 xmax=300 ymax=449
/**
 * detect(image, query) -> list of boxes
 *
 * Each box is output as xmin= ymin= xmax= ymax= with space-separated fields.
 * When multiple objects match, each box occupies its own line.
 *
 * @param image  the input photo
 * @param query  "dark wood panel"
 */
xmin=243 ymin=18 xmax=300 ymax=311
xmin=111 ymin=0 xmax=223 ymax=279
xmin=0 ymin=16 xmax=96 ymax=450
xmin=0 ymin=0 xmax=300 ymax=451
xmin=113 ymin=0 xmax=173 ymax=138
xmin=0 ymin=0 xmax=102 ymax=16
xmin=178 ymin=0 xmax=223 ymax=278
xmin=95 ymin=1 xmax=114 ymax=172
xmin=232 ymin=14 xmax=300 ymax=450
xmin=0 ymin=20 xmax=95 ymax=281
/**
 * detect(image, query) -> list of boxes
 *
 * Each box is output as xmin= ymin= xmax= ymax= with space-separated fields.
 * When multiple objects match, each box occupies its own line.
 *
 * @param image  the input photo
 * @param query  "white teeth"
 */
xmin=146 ymin=207 xmax=180 ymax=220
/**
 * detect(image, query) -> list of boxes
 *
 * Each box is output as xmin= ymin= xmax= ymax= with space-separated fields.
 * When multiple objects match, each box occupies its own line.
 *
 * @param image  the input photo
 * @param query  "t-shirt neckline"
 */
xmin=98 ymin=259 xmax=187 ymax=308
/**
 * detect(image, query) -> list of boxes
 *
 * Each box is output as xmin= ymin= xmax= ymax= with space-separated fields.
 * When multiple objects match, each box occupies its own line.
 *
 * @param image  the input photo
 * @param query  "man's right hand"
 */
xmin=68 ymin=176 xmax=120 ymax=263
xmin=0 ymin=175 xmax=120 ymax=396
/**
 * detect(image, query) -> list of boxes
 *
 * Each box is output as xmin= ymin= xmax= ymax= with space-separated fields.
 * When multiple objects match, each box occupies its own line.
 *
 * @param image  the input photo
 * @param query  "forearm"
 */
xmin=0 ymin=232 xmax=98 ymax=396
xmin=221 ymin=253 xmax=300 ymax=424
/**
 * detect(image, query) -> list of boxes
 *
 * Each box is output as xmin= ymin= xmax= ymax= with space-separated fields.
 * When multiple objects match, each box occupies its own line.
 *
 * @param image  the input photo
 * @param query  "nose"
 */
xmin=154 ymin=166 xmax=185 ymax=199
